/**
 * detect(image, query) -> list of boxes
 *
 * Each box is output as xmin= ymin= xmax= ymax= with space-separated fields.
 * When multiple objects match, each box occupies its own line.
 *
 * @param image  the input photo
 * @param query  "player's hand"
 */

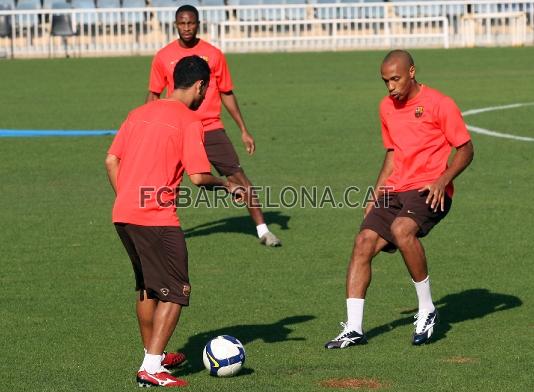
xmin=418 ymin=179 xmax=448 ymax=212
xmin=241 ymin=132 xmax=255 ymax=155
xmin=226 ymin=181 xmax=247 ymax=203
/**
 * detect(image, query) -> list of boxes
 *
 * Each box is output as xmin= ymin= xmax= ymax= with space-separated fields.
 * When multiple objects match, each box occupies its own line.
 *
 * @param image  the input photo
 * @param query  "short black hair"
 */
xmin=173 ymin=55 xmax=210 ymax=89
xmin=383 ymin=49 xmax=414 ymax=67
xmin=175 ymin=4 xmax=199 ymax=21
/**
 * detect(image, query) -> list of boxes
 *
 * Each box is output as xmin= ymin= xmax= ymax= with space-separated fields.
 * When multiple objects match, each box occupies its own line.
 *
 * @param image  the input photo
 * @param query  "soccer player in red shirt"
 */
xmin=146 ymin=4 xmax=281 ymax=247
xmin=325 ymin=50 xmax=474 ymax=348
xmin=106 ymin=56 xmax=244 ymax=387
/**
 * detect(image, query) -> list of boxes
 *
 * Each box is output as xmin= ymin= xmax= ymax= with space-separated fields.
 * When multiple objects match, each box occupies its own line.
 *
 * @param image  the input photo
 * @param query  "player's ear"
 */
xmin=409 ymin=65 xmax=416 ymax=79
xmin=197 ymin=80 xmax=204 ymax=93
xmin=198 ymin=79 xmax=208 ymax=94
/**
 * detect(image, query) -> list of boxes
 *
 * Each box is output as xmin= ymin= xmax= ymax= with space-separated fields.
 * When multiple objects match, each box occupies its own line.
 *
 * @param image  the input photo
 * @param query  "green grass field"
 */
xmin=1 ymin=47 xmax=533 ymax=391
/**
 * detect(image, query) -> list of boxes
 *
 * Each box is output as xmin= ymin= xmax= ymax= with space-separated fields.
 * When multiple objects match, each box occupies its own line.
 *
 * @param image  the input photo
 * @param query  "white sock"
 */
xmin=141 ymin=353 xmax=163 ymax=374
xmin=346 ymin=298 xmax=365 ymax=334
xmin=413 ymin=276 xmax=435 ymax=313
xmin=256 ymin=223 xmax=269 ymax=238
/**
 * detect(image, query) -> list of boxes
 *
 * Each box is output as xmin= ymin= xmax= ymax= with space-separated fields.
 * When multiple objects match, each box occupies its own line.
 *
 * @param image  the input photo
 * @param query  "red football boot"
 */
xmin=137 ymin=368 xmax=188 ymax=388
xmin=161 ymin=352 xmax=187 ymax=369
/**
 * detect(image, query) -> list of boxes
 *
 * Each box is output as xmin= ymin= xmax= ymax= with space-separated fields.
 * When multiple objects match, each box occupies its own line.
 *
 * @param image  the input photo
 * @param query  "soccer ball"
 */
xmin=202 ymin=335 xmax=245 ymax=377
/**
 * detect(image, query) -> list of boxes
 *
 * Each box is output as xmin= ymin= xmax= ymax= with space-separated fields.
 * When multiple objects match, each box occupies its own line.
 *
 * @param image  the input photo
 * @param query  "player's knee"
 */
xmin=390 ymin=220 xmax=416 ymax=245
xmin=354 ymin=230 xmax=378 ymax=257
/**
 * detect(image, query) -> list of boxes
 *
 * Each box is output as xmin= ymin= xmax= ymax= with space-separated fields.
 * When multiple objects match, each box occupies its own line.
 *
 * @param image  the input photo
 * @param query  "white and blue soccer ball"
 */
xmin=202 ymin=335 xmax=245 ymax=377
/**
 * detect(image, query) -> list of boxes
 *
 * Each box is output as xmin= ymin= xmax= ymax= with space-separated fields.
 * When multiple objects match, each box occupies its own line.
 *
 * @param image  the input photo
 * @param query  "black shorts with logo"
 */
xmin=115 ymin=224 xmax=191 ymax=305
xmin=204 ymin=129 xmax=243 ymax=177
xmin=360 ymin=189 xmax=452 ymax=252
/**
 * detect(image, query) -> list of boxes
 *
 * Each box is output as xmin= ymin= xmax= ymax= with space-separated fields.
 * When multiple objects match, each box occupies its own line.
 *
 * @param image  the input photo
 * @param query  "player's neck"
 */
xmin=166 ymin=90 xmax=194 ymax=108
xmin=178 ymin=38 xmax=200 ymax=49
xmin=406 ymin=81 xmax=421 ymax=101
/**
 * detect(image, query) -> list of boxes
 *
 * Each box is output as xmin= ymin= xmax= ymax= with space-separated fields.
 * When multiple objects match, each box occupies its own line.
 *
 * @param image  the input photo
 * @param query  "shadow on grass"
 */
xmin=366 ymin=288 xmax=522 ymax=343
xmin=183 ymin=211 xmax=290 ymax=239
xmin=174 ymin=315 xmax=315 ymax=376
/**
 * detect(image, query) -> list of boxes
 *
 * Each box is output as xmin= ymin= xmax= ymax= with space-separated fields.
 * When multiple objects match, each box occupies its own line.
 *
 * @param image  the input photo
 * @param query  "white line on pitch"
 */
xmin=461 ymin=102 xmax=534 ymax=142
xmin=462 ymin=102 xmax=534 ymax=117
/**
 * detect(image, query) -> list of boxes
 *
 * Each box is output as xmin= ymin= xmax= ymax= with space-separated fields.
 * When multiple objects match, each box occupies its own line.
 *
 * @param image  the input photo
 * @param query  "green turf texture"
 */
xmin=0 ymin=47 xmax=533 ymax=391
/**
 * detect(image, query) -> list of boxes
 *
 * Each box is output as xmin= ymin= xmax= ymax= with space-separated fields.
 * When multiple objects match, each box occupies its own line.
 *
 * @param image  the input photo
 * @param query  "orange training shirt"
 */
xmin=148 ymin=39 xmax=233 ymax=132
xmin=379 ymin=85 xmax=471 ymax=197
xmin=108 ymin=100 xmax=211 ymax=226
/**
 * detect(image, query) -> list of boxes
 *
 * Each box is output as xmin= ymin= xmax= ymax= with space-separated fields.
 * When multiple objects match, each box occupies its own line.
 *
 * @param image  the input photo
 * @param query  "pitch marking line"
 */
xmin=462 ymin=102 xmax=534 ymax=142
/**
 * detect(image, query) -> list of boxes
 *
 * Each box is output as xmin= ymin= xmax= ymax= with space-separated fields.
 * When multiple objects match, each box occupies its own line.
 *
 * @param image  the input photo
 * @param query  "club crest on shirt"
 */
xmin=183 ymin=285 xmax=191 ymax=297
xmin=415 ymin=106 xmax=424 ymax=118
xmin=200 ymin=56 xmax=209 ymax=63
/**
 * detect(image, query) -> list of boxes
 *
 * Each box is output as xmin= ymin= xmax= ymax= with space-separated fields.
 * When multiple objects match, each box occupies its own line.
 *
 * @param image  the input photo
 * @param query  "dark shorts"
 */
xmin=115 ymin=223 xmax=191 ymax=306
xmin=360 ymin=189 xmax=452 ymax=253
xmin=204 ymin=129 xmax=243 ymax=177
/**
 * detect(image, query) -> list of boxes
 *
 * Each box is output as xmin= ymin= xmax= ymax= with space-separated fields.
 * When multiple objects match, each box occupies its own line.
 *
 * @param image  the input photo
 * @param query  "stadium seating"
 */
xmin=285 ymin=0 xmax=306 ymax=21
xmin=313 ymin=0 xmax=340 ymax=20
xmin=122 ymin=0 xmax=146 ymax=25
xmin=473 ymin=2 xmax=500 ymax=14
xmin=15 ymin=0 xmax=40 ymax=30
xmin=50 ymin=1 xmax=76 ymax=57
xmin=361 ymin=0 xmax=384 ymax=19
xmin=339 ymin=0 xmax=362 ymax=20
xmin=71 ymin=0 xmax=98 ymax=26
xmin=262 ymin=0 xmax=283 ymax=21
xmin=230 ymin=0 xmax=264 ymax=22
xmin=200 ymin=0 xmax=227 ymax=24
xmin=175 ymin=0 xmax=201 ymax=10
xmin=152 ymin=0 xmax=177 ymax=24
xmin=96 ymin=0 xmax=121 ymax=25
xmin=0 ymin=0 xmax=14 ymax=9
xmin=420 ymin=0 xmax=442 ymax=17
xmin=96 ymin=0 xmax=121 ymax=9
xmin=200 ymin=0 xmax=225 ymax=5
xmin=0 ymin=4 xmax=13 ymax=59
xmin=443 ymin=0 xmax=465 ymax=17
xmin=0 ymin=3 xmax=13 ymax=37
xmin=393 ymin=0 xmax=417 ymax=18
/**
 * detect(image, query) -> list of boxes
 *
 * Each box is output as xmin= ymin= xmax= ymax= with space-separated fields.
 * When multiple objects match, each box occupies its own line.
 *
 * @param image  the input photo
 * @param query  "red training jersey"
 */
xmin=148 ymin=39 xmax=233 ymax=132
xmin=379 ymin=85 xmax=471 ymax=197
xmin=108 ymin=100 xmax=211 ymax=226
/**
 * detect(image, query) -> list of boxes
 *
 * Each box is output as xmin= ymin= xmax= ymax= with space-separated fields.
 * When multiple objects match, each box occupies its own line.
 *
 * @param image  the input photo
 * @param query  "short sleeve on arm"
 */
xmin=182 ymin=121 xmax=212 ymax=175
xmin=438 ymin=96 xmax=471 ymax=147
xmin=107 ymin=118 xmax=129 ymax=159
xmin=214 ymin=52 xmax=233 ymax=93
xmin=148 ymin=54 xmax=167 ymax=94
xmin=379 ymin=107 xmax=394 ymax=149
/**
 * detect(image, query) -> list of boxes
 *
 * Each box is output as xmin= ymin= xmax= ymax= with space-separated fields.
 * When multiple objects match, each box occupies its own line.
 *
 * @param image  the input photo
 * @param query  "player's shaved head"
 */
xmin=382 ymin=50 xmax=414 ymax=69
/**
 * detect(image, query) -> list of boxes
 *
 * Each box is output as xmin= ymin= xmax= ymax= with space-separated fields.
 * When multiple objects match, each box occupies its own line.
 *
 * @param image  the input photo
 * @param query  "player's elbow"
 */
xmin=105 ymin=154 xmax=120 ymax=170
xmin=189 ymin=174 xmax=205 ymax=186
xmin=464 ymin=140 xmax=475 ymax=165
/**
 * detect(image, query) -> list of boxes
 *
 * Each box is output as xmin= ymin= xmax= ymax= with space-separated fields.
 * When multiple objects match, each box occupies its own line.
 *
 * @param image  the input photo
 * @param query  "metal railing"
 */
xmin=0 ymin=1 xmax=532 ymax=58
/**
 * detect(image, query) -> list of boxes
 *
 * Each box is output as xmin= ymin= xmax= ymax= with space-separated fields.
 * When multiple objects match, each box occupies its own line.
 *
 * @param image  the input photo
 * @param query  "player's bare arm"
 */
xmin=189 ymin=173 xmax=246 ymax=202
xmin=220 ymin=91 xmax=255 ymax=155
xmin=105 ymin=153 xmax=120 ymax=195
xmin=365 ymin=149 xmax=394 ymax=217
xmin=145 ymin=91 xmax=161 ymax=103
xmin=418 ymin=140 xmax=474 ymax=212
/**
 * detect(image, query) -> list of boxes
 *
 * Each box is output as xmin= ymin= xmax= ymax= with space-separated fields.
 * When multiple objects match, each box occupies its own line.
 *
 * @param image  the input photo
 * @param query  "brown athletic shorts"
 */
xmin=204 ymin=129 xmax=243 ymax=177
xmin=114 ymin=224 xmax=191 ymax=305
xmin=360 ymin=189 xmax=452 ymax=252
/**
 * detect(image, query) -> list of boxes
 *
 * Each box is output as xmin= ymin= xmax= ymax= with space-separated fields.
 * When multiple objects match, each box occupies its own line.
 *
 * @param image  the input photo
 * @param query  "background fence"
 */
xmin=0 ymin=1 xmax=532 ymax=58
